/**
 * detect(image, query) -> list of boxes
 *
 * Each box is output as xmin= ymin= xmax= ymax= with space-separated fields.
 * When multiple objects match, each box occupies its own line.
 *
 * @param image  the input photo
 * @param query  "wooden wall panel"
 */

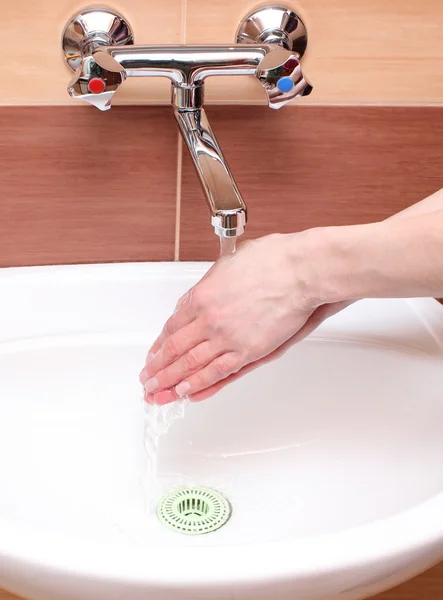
xmin=0 ymin=107 xmax=178 ymax=265
xmin=179 ymin=106 xmax=443 ymax=260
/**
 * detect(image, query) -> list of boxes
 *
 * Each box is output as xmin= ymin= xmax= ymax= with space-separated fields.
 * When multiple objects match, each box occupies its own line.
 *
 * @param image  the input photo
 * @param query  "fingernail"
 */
xmin=144 ymin=377 xmax=159 ymax=393
xmin=144 ymin=392 xmax=155 ymax=405
xmin=154 ymin=389 xmax=178 ymax=405
xmin=175 ymin=381 xmax=191 ymax=396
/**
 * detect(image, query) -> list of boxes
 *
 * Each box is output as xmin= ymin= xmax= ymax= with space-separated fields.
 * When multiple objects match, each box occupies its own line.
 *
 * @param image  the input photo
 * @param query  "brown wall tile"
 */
xmin=179 ymin=106 xmax=443 ymax=260
xmin=0 ymin=107 xmax=178 ymax=266
xmin=372 ymin=561 xmax=443 ymax=599
xmin=0 ymin=592 xmax=21 ymax=600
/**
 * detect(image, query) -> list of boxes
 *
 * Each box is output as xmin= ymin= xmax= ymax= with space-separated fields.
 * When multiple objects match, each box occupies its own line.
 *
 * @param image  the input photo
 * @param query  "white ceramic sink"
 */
xmin=1 ymin=263 xmax=443 ymax=600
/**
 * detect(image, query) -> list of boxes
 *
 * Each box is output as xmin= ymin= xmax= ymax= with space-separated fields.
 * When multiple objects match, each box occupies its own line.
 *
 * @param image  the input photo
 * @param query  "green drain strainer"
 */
xmin=157 ymin=487 xmax=231 ymax=535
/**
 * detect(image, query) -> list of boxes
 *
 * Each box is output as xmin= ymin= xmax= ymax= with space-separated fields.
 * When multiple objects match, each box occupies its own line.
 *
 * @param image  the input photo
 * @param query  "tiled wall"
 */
xmin=0 ymin=107 xmax=177 ymax=265
xmin=2 ymin=0 xmax=443 ymax=106
xmin=0 ymin=105 xmax=442 ymax=266
xmin=179 ymin=106 xmax=443 ymax=260
xmin=1 ymin=1 xmax=443 ymax=600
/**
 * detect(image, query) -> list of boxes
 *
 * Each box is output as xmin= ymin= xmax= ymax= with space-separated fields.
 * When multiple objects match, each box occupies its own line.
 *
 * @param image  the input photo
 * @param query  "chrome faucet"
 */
xmin=62 ymin=5 xmax=312 ymax=238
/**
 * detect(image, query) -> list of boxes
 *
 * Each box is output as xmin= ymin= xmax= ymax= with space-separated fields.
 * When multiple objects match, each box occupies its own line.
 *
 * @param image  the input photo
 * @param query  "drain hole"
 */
xmin=157 ymin=488 xmax=231 ymax=535
xmin=177 ymin=497 xmax=210 ymax=517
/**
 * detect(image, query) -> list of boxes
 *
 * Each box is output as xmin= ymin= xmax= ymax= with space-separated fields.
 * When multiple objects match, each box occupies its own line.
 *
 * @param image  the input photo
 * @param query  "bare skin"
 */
xmin=140 ymin=188 xmax=443 ymax=405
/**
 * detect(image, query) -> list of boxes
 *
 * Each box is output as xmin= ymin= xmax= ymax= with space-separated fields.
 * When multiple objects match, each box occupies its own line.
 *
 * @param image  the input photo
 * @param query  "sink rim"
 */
xmin=1 ymin=262 xmax=443 ymax=587
xmin=1 ymin=261 xmax=442 ymax=354
xmin=1 ymin=492 xmax=443 ymax=585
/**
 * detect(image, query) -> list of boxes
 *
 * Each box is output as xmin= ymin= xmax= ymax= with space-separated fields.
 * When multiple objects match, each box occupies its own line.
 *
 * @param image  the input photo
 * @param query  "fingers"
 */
xmin=174 ymin=352 xmax=242 ymax=397
xmin=147 ymin=291 xmax=196 ymax=356
xmin=142 ymin=341 xmax=221 ymax=393
xmin=143 ymin=301 xmax=354 ymax=406
xmin=142 ymin=320 xmax=312 ymax=405
xmin=144 ymin=331 xmax=311 ymax=406
xmin=144 ymin=388 xmax=179 ymax=406
xmin=177 ymin=317 xmax=325 ymax=403
xmin=189 ymin=360 xmax=261 ymax=402
xmin=189 ymin=302 xmax=352 ymax=401
xmin=139 ymin=320 xmax=206 ymax=385
xmin=145 ymin=352 xmax=271 ymax=405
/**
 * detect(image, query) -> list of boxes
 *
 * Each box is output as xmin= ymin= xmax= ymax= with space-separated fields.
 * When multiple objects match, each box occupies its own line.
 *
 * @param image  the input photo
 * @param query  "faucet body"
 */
xmin=62 ymin=6 xmax=312 ymax=238
xmin=175 ymin=109 xmax=246 ymax=238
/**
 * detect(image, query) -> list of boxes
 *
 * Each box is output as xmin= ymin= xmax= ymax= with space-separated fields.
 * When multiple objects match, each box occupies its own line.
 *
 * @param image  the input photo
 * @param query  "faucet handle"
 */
xmin=67 ymin=52 xmax=126 ymax=111
xmin=256 ymin=48 xmax=312 ymax=109
xmin=62 ymin=7 xmax=133 ymax=110
xmin=237 ymin=6 xmax=312 ymax=109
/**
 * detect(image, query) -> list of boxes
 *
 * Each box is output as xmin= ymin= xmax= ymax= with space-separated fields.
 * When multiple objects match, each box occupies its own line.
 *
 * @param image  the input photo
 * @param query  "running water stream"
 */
xmin=142 ymin=397 xmax=189 ymax=505
xmin=142 ymin=234 xmax=238 ymax=508
xmin=219 ymin=236 xmax=237 ymax=257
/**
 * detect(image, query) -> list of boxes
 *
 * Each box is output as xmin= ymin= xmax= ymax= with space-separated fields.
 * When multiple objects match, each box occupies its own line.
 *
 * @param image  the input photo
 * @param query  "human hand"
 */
xmin=139 ymin=232 xmax=350 ymax=404
xmin=140 ymin=189 xmax=443 ymax=405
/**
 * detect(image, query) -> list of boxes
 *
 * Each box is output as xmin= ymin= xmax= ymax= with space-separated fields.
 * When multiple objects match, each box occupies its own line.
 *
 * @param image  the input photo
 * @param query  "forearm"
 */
xmin=302 ymin=207 xmax=443 ymax=304
xmin=387 ymin=188 xmax=443 ymax=221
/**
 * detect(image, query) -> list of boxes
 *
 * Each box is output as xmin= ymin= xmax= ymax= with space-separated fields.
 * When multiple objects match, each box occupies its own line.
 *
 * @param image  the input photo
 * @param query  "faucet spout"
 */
xmin=174 ymin=108 xmax=246 ymax=238
xmin=62 ymin=5 xmax=313 ymax=240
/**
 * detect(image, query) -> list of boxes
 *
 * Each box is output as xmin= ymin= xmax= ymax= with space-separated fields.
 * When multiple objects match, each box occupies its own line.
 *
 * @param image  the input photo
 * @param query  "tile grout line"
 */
xmin=174 ymin=134 xmax=183 ymax=261
xmin=174 ymin=0 xmax=188 ymax=261
xmin=180 ymin=0 xmax=187 ymax=44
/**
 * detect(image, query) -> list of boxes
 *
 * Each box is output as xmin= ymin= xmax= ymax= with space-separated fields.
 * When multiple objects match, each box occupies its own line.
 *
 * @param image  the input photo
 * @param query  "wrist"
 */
xmin=295 ymin=209 xmax=443 ymax=304
xmin=287 ymin=223 xmax=382 ymax=307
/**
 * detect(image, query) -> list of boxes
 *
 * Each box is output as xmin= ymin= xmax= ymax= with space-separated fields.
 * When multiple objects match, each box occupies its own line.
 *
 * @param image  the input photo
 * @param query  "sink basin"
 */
xmin=1 ymin=262 xmax=443 ymax=600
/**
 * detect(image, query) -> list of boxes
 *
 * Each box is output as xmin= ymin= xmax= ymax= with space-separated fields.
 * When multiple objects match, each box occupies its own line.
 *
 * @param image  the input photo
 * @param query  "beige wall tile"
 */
xmin=0 ymin=0 xmax=182 ymax=106
xmin=2 ymin=0 xmax=443 ymax=106
xmin=187 ymin=0 xmax=443 ymax=105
